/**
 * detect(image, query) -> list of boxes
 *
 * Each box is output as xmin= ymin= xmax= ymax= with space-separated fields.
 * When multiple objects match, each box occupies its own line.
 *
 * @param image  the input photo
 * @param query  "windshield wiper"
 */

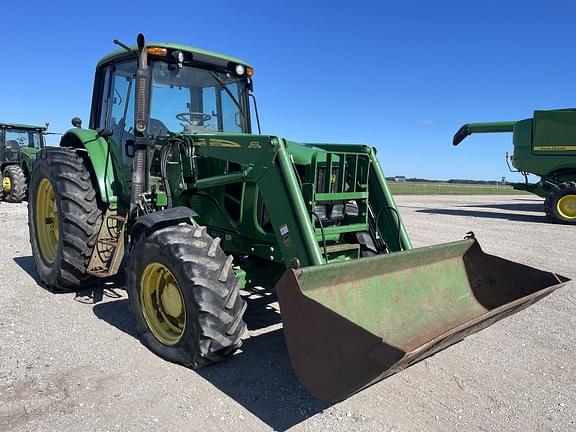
xmin=208 ymin=71 xmax=245 ymax=121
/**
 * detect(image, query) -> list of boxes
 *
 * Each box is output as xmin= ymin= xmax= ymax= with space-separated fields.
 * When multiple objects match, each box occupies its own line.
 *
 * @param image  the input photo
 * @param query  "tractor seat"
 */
xmin=4 ymin=140 xmax=20 ymax=161
xmin=6 ymin=140 xmax=20 ymax=149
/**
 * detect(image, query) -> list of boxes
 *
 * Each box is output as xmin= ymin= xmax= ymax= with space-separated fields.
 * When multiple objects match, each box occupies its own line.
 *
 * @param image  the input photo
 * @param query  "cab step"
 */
xmin=86 ymin=208 xmax=127 ymax=278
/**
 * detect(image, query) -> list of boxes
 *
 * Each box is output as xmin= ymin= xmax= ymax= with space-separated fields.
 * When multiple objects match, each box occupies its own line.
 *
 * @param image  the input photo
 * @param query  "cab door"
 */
xmin=94 ymin=61 xmax=137 ymax=184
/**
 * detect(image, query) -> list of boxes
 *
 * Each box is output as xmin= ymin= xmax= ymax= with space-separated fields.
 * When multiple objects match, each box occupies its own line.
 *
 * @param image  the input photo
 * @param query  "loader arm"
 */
xmin=180 ymin=134 xmax=568 ymax=403
xmin=174 ymin=134 xmax=408 ymax=269
xmin=453 ymin=121 xmax=516 ymax=146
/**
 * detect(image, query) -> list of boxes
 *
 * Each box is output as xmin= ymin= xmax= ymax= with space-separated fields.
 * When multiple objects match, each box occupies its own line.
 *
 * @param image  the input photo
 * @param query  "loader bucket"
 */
xmin=276 ymin=239 xmax=568 ymax=402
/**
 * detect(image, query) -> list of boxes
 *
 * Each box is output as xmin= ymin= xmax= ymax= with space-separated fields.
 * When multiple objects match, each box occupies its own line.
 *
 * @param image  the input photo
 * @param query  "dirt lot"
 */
xmin=0 ymin=195 xmax=574 ymax=432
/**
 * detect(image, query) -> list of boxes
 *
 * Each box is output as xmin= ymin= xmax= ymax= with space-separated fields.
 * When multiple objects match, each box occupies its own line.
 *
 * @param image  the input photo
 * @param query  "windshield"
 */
xmin=150 ymin=61 xmax=250 ymax=135
xmin=4 ymin=129 xmax=42 ymax=149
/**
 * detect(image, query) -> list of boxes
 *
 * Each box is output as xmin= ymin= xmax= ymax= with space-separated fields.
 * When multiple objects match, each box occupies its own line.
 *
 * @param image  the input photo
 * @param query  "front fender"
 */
xmin=60 ymin=128 xmax=122 ymax=204
xmin=131 ymin=207 xmax=199 ymax=244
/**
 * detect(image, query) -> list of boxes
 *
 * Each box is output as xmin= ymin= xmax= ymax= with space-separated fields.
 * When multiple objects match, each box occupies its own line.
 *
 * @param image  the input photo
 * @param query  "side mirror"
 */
xmin=71 ymin=117 xmax=82 ymax=128
xmin=96 ymin=128 xmax=113 ymax=138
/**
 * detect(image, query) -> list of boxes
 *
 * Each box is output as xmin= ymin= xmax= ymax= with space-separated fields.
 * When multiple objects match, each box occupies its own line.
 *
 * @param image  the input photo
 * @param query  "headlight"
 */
xmin=330 ymin=203 xmax=345 ymax=220
xmin=344 ymin=200 xmax=359 ymax=217
xmin=235 ymin=64 xmax=245 ymax=75
xmin=312 ymin=204 xmax=328 ymax=222
xmin=172 ymin=50 xmax=184 ymax=68
xmin=313 ymin=203 xmax=347 ymax=222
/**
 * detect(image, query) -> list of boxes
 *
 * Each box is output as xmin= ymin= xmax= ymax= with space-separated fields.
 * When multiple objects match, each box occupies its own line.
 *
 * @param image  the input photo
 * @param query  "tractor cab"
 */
xmin=90 ymin=44 xmax=253 ymax=158
xmin=0 ymin=123 xmax=46 ymax=166
xmin=1 ymin=123 xmax=47 ymax=203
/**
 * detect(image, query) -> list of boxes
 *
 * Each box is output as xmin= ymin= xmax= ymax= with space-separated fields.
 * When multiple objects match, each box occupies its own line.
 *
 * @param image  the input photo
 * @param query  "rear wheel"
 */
xmin=544 ymin=181 xmax=576 ymax=225
xmin=126 ymin=224 xmax=247 ymax=368
xmin=2 ymin=165 xmax=26 ymax=203
xmin=28 ymin=148 xmax=103 ymax=290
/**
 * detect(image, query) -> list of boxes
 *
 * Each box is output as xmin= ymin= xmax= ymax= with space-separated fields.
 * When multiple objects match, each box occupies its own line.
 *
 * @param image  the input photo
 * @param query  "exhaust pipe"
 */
xmin=130 ymin=33 xmax=150 ymax=213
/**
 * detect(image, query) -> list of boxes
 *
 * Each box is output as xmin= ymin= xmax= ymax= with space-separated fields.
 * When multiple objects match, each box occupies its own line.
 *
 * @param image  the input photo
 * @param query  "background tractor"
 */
xmin=453 ymin=110 xmax=576 ymax=224
xmin=28 ymin=34 xmax=569 ymax=402
xmin=1 ymin=122 xmax=46 ymax=202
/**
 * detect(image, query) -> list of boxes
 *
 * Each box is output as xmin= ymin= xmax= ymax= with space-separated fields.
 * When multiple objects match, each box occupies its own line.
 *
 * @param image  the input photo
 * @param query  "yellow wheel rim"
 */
xmin=35 ymin=178 xmax=60 ymax=263
xmin=2 ymin=176 xmax=11 ymax=193
xmin=557 ymin=194 xmax=576 ymax=220
xmin=140 ymin=263 xmax=186 ymax=345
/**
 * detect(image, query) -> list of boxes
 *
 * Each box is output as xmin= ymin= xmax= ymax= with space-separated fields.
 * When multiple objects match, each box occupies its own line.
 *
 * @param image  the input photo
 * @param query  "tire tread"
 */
xmin=544 ymin=181 xmax=576 ymax=225
xmin=28 ymin=147 xmax=102 ymax=290
xmin=126 ymin=224 xmax=247 ymax=368
xmin=3 ymin=165 xmax=27 ymax=203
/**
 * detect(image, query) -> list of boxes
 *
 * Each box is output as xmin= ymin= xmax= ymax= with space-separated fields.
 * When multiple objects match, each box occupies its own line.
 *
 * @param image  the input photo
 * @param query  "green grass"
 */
xmin=388 ymin=182 xmax=530 ymax=195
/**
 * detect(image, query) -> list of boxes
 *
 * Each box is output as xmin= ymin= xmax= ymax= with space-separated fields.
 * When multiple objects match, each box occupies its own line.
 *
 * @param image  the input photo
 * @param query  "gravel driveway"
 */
xmin=0 ymin=195 xmax=574 ymax=431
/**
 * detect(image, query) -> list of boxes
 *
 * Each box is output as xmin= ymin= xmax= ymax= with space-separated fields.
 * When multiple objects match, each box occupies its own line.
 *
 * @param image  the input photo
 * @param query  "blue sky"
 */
xmin=1 ymin=0 xmax=574 ymax=181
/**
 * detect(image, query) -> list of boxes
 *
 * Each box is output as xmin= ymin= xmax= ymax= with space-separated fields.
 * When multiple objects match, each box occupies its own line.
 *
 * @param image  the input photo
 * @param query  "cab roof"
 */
xmin=0 ymin=123 xmax=46 ymax=131
xmin=97 ymin=41 xmax=251 ymax=68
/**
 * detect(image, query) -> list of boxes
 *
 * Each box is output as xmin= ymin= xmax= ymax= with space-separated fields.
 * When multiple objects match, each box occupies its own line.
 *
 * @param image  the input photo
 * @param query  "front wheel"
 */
xmin=2 ymin=165 xmax=26 ymax=203
xmin=544 ymin=182 xmax=576 ymax=225
xmin=126 ymin=224 xmax=247 ymax=368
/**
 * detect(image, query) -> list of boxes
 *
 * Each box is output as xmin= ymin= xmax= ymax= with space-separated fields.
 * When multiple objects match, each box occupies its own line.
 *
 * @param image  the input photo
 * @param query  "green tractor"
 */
xmin=1 ymin=122 xmax=46 ymax=202
xmin=28 ymin=35 xmax=569 ymax=402
xmin=453 ymin=110 xmax=576 ymax=224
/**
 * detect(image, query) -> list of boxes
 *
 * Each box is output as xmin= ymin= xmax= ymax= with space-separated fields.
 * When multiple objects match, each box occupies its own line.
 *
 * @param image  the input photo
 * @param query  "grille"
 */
xmin=316 ymin=167 xmax=340 ymax=193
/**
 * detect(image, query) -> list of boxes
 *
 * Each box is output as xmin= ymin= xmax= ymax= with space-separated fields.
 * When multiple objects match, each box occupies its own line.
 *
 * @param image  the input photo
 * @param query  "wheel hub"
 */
xmin=557 ymin=194 xmax=576 ymax=219
xmin=2 ymin=176 xmax=11 ymax=193
xmin=35 ymin=178 xmax=60 ymax=263
xmin=140 ymin=263 xmax=186 ymax=345
xmin=161 ymin=283 xmax=183 ymax=317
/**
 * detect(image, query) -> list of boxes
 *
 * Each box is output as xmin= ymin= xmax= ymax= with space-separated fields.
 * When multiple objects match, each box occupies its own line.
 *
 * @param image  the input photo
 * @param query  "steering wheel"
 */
xmin=176 ymin=112 xmax=212 ymax=125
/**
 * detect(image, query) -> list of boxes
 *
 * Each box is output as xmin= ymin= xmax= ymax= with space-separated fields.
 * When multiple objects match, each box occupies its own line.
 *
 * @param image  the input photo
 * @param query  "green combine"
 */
xmin=27 ymin=34 xmax=569 ymax=402
xmin=1 ymin=122 xmax=46 ymax=202
xmin=454 ymin=110 xmax=576 ymax=224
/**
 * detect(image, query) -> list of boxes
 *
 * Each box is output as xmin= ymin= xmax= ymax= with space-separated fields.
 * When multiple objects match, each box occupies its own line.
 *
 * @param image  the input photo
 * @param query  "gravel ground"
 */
xmin=0 ymin=195 xmax=574 ymax=432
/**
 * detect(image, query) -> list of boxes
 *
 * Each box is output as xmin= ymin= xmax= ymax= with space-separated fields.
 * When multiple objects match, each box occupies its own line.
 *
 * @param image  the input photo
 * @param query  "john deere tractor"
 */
xmin=1 ymin=122 xmax=46 ymax=202
xmin=453 ymin=110 xmax=576 ymax=224
xmin=28 ymin=35 xmax=569 ymax=402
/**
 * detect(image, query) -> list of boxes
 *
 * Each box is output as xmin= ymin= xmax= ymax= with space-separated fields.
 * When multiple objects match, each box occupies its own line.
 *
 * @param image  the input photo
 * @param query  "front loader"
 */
xmin=28 ymin=35 xmax=569 ymax=402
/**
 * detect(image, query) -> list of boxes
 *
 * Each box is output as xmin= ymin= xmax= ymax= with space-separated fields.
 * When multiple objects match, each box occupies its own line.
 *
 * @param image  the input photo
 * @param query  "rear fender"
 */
xmin=60 ymin=128 xmax=120 ymax=204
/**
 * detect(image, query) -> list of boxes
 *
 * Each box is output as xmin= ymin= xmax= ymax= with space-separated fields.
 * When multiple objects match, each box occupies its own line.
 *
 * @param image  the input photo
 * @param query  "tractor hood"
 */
xmin=285 ymin=141 xmax=333 ymax=165
xmin=285 ymin=140 xmax=374 ymax=165
xmin=176 ymin=133 xmax=372 ymax=166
